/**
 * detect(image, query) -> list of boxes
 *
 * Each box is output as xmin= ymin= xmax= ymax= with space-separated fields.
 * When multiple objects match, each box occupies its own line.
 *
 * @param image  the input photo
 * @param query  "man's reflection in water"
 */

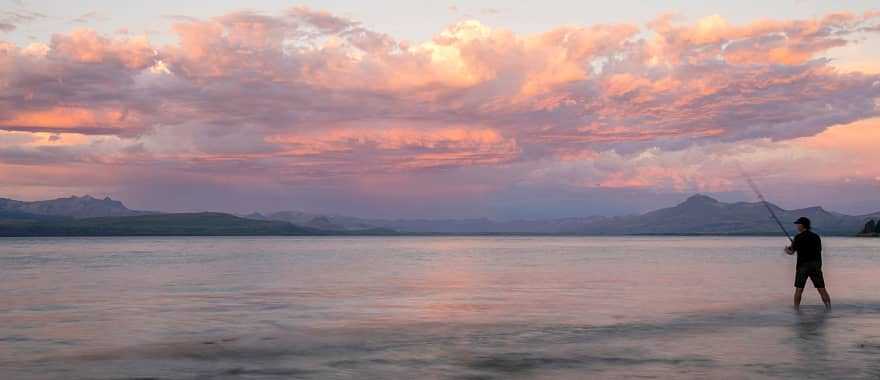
xmin=793 ymin=308 xmax=831 ymax=378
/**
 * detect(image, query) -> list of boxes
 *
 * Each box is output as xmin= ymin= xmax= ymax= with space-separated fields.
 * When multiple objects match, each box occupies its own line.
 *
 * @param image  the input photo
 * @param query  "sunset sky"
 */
xmin=1 ymin=0 xmax=879 ymax=218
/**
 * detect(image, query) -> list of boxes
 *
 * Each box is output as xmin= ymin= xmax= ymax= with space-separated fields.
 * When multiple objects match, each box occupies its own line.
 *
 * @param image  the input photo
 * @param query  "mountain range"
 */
xmin=0 ymin=196 xmax=391 ymax=236
xmin=567 ymin=194 xmax=879 ymax=236
xmin=0 ymin=195 xmax=151 ymax=219
xmin=248 ymin=194 xmax=879 ymax=236
xmin=1 ymin=194 xmax=877 ymax=236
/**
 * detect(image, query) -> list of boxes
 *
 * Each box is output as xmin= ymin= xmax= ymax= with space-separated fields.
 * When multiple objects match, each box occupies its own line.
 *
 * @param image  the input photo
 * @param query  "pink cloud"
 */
xmin=268 ymin=123 xmax=520 ymax=171
xmin=3 ymin=10 xmax=877 ymax=151
xmin=51 ymin=29 xmax=155 ymax=69
xmin=0 ymin=106 xmax=145 ymax=134
xmin=646 ymin=12 xmax=879 ymax=65
xmin=0 ymin=8 xmax=879 ymax=215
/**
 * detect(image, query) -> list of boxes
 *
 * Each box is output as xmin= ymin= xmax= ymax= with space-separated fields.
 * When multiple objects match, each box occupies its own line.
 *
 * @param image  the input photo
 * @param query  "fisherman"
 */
xmin=785 ymin=217 xmax=831 ymax=311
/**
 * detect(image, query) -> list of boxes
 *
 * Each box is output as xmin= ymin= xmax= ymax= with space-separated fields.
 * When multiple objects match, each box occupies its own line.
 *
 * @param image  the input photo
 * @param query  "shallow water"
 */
xmin=1 ymin=236 xmax=879 ymax=379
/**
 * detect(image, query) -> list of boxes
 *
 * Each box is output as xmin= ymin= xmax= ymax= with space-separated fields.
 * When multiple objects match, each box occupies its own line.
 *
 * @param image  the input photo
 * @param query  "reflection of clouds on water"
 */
xmin=5 ymin=237 xmax=880 ymax=379
xmin=776 ymin=305 xmax=880 ymax=379
xmin=9 ymin=303 xmax=875 ymax=379
xmin=459 ymin=350 xmax=714 ymax=377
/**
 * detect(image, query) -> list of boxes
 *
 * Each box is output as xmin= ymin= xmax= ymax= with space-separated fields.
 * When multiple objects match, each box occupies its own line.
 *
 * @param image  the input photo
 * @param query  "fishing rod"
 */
xmin=739 ymin=167 xmax=793 ymax=244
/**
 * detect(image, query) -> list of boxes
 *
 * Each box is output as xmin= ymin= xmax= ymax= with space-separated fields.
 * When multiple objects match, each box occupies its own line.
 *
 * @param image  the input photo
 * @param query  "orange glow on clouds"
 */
xmin=0 ymin=7 xmax=878 ymax=213
xmin=52 ymin=29 xmax=155 ymax=69
xmin=268 ymin=126 xmax=519 ymax=169
xmin=0 ymin=107 xmax=137 ymax=132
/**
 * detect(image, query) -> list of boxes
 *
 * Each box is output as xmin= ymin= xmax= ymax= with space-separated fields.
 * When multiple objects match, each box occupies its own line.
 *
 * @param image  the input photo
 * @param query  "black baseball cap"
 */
xmin=794 ymin=217 xmax=811 ymax=228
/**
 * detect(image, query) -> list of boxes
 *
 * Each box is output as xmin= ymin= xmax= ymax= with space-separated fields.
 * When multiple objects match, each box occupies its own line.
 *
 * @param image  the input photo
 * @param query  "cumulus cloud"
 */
xmin=1 ymin=8 xmax=879 ymax=214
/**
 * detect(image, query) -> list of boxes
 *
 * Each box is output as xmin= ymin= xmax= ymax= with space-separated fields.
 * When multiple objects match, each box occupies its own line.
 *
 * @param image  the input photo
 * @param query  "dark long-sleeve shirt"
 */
xmin=791 ymin=230 xmax=822 ymax=268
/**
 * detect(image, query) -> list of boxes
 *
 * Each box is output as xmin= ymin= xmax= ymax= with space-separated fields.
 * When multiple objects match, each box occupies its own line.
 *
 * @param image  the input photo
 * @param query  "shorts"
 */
xmin=795 ymin=262 xmax=825 ymax=288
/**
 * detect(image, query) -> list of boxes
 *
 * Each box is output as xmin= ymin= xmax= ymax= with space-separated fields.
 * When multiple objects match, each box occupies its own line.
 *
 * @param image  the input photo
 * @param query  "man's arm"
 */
xmin=785 ymin=235 xmax=799 ymax=255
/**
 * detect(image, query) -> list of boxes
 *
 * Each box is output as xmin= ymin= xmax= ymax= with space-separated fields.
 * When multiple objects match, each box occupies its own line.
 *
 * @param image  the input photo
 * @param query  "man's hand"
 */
xmin=784 ymin=246 xmax=794 ymax=255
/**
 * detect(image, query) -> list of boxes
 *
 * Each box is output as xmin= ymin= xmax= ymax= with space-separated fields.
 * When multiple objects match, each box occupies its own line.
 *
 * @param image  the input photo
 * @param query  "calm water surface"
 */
xmin=1 ymin=236 xmax=879 ymax=379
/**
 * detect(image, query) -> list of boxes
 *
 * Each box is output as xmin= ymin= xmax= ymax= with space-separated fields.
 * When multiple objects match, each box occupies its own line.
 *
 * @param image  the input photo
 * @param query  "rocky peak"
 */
xmin=683 ymin=194 xmax=720 ymax=204
xmin=0 ymin=195 xmax=142 ymax=218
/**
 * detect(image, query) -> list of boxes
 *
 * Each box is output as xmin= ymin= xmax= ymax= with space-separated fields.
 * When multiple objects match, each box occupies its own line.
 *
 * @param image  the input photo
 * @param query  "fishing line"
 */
xmin=737 ymin=164 xmax=793 ymax=244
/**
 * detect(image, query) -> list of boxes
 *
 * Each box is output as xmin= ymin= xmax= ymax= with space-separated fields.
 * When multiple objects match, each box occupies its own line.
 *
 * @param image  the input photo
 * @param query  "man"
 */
xmin=785 ymin=217 xmax=831 ymax=311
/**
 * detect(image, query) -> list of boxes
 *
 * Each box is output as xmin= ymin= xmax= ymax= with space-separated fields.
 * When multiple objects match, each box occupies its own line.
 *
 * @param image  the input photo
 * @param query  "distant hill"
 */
xmin=0 ymin=195 xmax=152 ymax=219
xmin=0 ymin=212 xmax=325 ymax=236
xmin=248 ymin=211 xmax=380 ymax=232
xmin=0 ymin=196 xmax=397 ymax=236
xmin=247 ymin=210 xmax=606 ymax=234
xmin=254 ymin=194 xmax=878 ymax=236
xmin=568 ymin=194 xmax=877 ymax=236
xmin=2 ymin=194 xmax=877 ymax=236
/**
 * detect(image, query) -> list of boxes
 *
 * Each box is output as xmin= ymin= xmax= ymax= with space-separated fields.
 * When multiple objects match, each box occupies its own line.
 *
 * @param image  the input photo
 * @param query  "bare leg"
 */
xmin=793 ymin=288 xmax=804 ymax=311
xmin=817 ymin=288 xmax=831 ymax=311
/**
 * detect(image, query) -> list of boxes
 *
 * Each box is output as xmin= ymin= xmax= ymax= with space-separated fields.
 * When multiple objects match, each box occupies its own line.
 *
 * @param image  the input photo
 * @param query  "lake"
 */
xmin=1 ymin=236 xmax=879 ymax=379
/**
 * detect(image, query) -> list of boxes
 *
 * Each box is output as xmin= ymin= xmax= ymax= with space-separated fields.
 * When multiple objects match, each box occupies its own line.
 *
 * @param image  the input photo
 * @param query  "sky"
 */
xmin=1 ymin=0 xmax=879 ymax=219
